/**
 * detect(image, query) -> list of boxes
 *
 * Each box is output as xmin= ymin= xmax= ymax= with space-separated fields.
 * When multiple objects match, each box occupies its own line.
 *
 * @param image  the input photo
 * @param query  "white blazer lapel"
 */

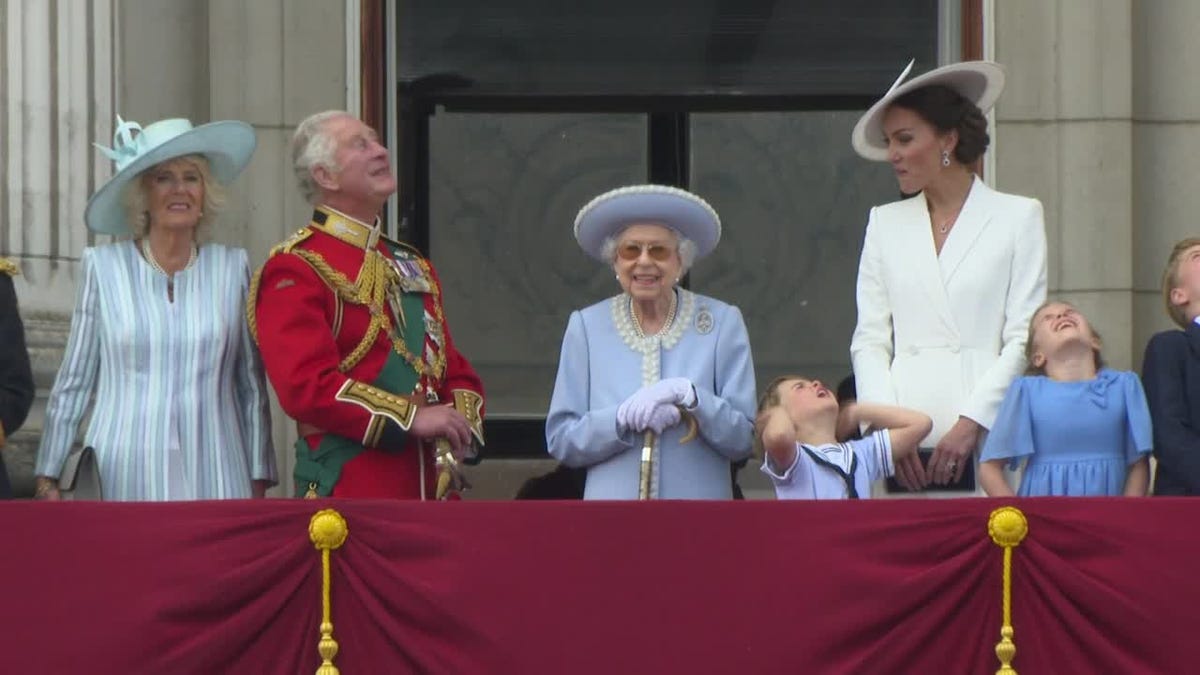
xmin=897 ymin=196 xmax=958 ymax=335
xmin=939 ymin=176 xmax=996 ymax=284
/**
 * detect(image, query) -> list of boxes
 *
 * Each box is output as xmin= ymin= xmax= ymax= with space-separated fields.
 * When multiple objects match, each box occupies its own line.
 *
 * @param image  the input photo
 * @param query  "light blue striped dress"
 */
xmin=36 ymin=240 xmax=277 ymax=500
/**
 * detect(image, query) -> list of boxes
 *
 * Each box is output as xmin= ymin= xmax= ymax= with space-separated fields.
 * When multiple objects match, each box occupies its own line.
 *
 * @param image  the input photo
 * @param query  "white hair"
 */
xmin=600 ymin=225 xmax=698 ymax=274
xmin=291 ymin=110 xmax=351 ymax=204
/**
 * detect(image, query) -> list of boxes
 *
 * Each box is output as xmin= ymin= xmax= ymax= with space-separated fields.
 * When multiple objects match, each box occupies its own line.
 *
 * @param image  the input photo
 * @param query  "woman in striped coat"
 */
xmin=34 ymin=118 xmax=277 ymax=500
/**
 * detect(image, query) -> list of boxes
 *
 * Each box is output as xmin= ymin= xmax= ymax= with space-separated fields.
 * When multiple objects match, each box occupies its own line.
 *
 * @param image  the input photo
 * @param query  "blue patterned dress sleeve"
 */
xmin=1120 ymin=371 xmax=1154 ymax=466
xmin=979 ymin=377 xmax=1036 ymax=470
xmin=546 ymin=311 xmax=636 ymax=467
xmin=231 ymin=248 xmax=277 ymax=484
xmin=35 ymin=248 xmax=101 ymax=478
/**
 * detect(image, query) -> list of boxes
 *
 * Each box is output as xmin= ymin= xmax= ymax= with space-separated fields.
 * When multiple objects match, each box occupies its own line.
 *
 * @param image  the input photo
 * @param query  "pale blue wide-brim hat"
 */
xmin=573 ymin=185 xmax=722 ymax=262
xmin=851 ymin=60 xmax=1005 ymax=161
xmin=84 ymin=116 xmax=257 ymax=235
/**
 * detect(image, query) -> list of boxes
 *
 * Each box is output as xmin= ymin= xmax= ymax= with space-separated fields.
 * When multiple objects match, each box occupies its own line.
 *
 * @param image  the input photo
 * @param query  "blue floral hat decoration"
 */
xmin=851 ymin=60 xmax=1006 ymax=162
xmin=85 ymin=116 xmax=257 ymax=235
xmin=573 ymin=185 xmax=722 ymax=262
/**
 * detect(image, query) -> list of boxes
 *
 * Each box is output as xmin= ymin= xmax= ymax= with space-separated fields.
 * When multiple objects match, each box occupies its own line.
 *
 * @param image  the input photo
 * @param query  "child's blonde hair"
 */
xmin=1023 ymin=300 xmax=1106 ymax=376
xmin=1161 ymin=237 xmax=1200 ymax=328
xmin=753 ymin=374 xmax=808 ymax=459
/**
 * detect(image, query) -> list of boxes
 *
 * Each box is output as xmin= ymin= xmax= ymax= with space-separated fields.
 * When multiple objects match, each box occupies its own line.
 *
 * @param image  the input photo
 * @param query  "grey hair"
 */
xmin=600 ymin=225 xmax=698 ymax=274
xmin=121 ymin=154 xmax=226 ymax=239
xmin=291 ymin=110 xmax=351 ymax=204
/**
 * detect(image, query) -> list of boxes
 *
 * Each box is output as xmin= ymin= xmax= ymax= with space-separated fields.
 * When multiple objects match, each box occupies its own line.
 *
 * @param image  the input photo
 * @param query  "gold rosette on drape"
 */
xmin=309 ymin=509 xmax=349 ymax=674
xmin=988 ymin=506 xmax=1028 ymax=675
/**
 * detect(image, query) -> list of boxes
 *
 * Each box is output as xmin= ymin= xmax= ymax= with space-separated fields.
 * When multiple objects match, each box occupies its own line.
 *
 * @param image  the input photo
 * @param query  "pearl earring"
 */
xmin=941 ymin=150 xmax=951 ymax=167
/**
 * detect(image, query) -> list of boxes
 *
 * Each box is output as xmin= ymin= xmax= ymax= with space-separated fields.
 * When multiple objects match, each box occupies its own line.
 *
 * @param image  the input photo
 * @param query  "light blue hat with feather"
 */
xmin=85 ymin=117 xmax=256 ymax=235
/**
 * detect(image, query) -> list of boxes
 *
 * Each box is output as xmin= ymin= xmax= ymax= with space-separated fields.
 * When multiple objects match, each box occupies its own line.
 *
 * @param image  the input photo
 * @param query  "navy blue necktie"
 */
xmin=802 ymin=445 xmax=860 ymax=499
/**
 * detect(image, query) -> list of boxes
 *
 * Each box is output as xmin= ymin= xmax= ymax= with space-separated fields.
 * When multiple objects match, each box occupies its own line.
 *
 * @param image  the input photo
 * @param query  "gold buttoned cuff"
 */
xmin=335 ymin=380 xmax=418 ymax=447
xmin=452 ymin=389 xmax=485 ymax=446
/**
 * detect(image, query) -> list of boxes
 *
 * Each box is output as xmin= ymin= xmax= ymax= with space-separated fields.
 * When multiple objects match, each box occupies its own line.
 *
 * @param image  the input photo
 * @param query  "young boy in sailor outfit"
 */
xmin=756 ymin=375 xmax=931 ymax=499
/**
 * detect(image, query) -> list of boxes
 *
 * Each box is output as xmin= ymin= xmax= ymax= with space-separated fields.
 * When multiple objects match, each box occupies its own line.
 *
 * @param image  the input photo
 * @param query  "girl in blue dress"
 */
xmin=979 ymin=301 xmax=1152 ymax=496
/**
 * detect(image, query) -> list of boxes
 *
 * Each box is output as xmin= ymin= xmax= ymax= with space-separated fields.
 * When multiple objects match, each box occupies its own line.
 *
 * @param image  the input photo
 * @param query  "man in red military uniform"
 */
xmin=250 ymin=110 xmax=484 ymax=499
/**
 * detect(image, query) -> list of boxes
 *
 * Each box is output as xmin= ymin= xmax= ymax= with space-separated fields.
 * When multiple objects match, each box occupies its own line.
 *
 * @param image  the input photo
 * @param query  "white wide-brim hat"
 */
xmin=85 ymin=117 xmax=257 ymax=235
xmin=573 ymin=185 xmax=722 ymax=262
xmin=851 ymin=60 xmax=1006 ymax=161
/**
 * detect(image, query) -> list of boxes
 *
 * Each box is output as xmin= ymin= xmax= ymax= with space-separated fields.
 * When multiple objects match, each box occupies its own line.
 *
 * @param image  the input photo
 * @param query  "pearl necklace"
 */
xmin=141 ymin=237 xmax=197 ymax=280
xmin=629 ymin=292 xmax=678 ymax=339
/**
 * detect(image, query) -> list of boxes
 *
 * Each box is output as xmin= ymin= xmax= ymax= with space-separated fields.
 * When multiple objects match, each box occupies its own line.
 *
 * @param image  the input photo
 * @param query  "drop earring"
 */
xmin=941 ymin=150 xmax=951 ymax=167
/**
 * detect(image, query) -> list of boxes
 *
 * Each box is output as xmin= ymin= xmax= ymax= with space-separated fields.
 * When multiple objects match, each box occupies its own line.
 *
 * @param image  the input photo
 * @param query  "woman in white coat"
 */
xmin=849 ymin=61 xmax=1047 ymax=495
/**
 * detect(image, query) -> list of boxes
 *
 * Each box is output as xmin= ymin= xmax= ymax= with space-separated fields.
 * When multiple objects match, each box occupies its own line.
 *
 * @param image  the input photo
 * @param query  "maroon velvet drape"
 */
xmin=1 ymin=498 xmax=1195 ymax=674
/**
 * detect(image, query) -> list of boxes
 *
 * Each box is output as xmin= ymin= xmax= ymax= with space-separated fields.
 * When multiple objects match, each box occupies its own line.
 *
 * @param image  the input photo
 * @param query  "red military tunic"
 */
xmin=250 ymin=205 xmax=484 ymax=499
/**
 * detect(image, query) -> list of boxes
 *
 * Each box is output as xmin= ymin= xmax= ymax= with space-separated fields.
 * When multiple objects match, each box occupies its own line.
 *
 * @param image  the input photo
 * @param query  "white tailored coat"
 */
xmin=850 ymin=176 xmax=1047 ymax=492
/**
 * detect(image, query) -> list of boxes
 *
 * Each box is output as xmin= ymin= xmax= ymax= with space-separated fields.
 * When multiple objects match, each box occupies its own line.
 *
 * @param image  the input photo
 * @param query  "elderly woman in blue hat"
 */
xmin=546 ymin=185 xmax=756 ymax=499
xmin=34 ymin=117 xmax=277 ymax=500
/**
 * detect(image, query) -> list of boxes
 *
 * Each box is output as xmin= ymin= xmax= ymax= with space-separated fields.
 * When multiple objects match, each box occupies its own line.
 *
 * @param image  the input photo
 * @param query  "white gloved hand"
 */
xmin=616 ymin=391 xmax=641 ymax=434
xmin=645 ymin=402 xmax=682 ymax=435
xmin=620 ymin=378 xmax=696 ymax=431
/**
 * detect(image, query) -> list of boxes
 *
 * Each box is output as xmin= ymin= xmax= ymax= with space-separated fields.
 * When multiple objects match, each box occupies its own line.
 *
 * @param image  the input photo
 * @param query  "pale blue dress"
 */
xmin=979 ymin=369 xmax=1152 ymax=496
xmin=36 ymin=241 xmax=277 ymax=500
xmin=546 ymin=289 xmax=756 ymax=499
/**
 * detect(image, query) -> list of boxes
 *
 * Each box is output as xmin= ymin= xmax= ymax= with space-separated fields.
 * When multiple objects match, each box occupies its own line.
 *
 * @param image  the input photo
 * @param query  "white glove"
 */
xmin=617 ymin=399 xmax=682 ymax=434
xmin=617 ymin=378 xmax=696 ymax=432
xmin=616 ymin=392 xmax=640 ymax=434
xmin=645 ymin=402 xmax=682 ymax=435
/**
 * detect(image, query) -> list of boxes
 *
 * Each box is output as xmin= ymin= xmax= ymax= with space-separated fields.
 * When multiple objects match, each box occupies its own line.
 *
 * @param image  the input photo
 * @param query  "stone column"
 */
xmin=993 ymin=0 xmax=1135 ymax=368
xmin=1132 ymin=1 xmax=1200 ymax=361
xmin=1 ymin=0 xmax=118 ymax=494
xmin=209 ymin=0 xmax=351 ymax=495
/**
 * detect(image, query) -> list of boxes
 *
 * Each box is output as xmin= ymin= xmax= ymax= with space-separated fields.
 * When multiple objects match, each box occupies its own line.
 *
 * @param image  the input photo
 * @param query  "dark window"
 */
xmin=396 ymin=0 xmax=940 ymax=458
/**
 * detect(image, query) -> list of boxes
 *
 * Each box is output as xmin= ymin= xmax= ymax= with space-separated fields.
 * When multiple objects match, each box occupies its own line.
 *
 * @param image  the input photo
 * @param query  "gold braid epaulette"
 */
xmin=288 ymin=246 xmax=396 ymax=372
xmin=247 ymin=228 xmax=449 ymax=378
xmin=291 ymin=244 xmax=448 ymax=378
xmin=0 ymin=258 xmax=18 ymax=277
xmin=246 ymin=228 xmax=314 ymax=343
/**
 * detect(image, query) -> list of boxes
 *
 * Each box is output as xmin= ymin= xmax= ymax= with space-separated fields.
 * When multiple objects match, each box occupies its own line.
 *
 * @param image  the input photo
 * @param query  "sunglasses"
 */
xmin=616 ymin=242 xmax=674 ymax=262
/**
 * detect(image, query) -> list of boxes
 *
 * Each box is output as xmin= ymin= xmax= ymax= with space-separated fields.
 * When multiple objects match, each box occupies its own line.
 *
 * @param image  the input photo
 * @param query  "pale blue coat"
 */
xmin=546 ymin=289 xmax=756 ymax=499
xmin=36 ymin=241 xmax=277 ymax=500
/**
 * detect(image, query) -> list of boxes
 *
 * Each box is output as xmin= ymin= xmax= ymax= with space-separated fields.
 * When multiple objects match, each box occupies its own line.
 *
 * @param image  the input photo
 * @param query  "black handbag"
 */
xmin=885 ymin=447 xmax=976 ymax=493
xmin=58 ymin=446 xmax=103 ymax=500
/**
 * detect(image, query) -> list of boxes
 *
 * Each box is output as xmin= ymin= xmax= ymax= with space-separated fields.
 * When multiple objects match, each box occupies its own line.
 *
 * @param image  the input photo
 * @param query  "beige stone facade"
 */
xmin=3 ymin=1 xmax=1192 ymax=498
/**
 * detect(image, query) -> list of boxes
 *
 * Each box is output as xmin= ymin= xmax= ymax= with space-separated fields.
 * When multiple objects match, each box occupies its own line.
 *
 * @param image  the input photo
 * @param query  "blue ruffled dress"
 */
xmin=980 ymin=369 xmax=1153 ymax=496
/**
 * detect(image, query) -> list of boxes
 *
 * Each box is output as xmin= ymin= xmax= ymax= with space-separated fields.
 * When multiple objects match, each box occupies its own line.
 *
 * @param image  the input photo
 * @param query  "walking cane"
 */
xmin=639 ymin=410 xmax=699 ymax=500
xmin=638 ymin=429 xmax=657 ymax=499
xmin=639 ymin=431 xmax=655 ymax=500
